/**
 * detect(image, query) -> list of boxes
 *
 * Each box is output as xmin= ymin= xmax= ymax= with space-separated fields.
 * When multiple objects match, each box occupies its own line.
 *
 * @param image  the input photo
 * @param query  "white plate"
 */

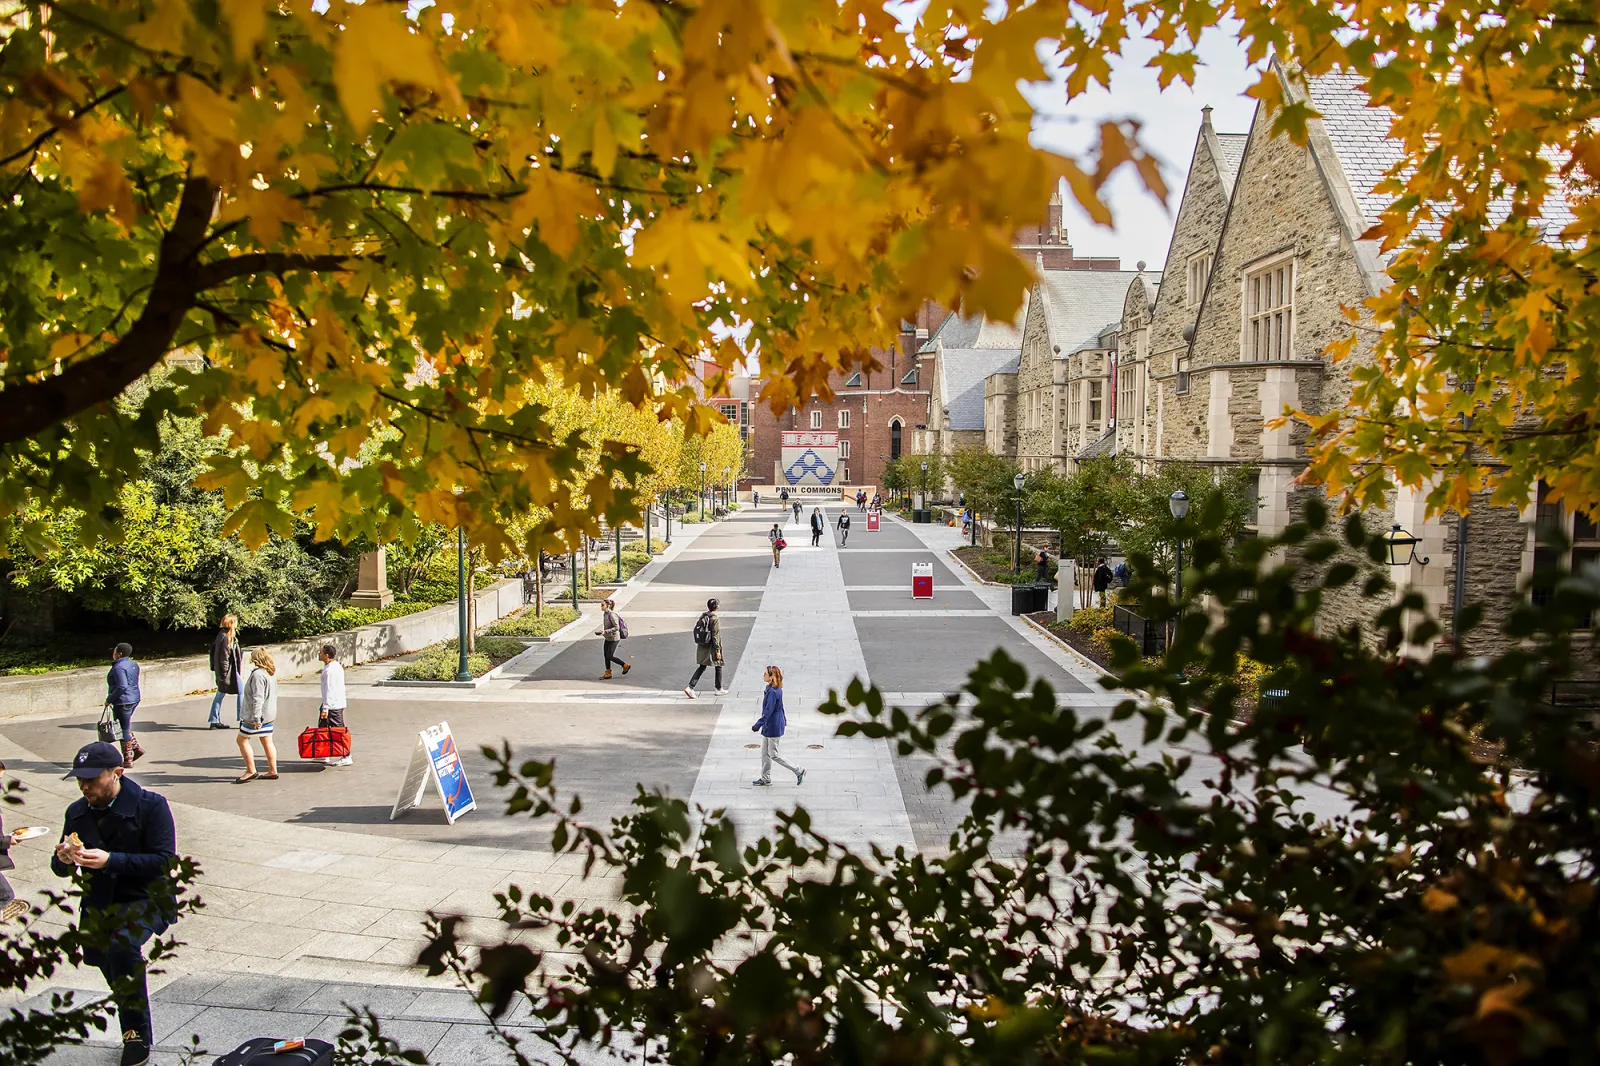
xmin=11 ymin=826 xmax=50 ymax=841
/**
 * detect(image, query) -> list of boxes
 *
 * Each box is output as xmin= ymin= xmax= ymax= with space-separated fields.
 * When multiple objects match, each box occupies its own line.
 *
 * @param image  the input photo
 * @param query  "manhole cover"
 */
xmin=744 ymin=743 xmax=760 ymax=749
xmin=807 ymin=744 xmax=824 ymax=749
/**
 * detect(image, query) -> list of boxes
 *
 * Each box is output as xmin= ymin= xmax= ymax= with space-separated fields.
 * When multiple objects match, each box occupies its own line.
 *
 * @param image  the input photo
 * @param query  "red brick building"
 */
xmin=748 ymin=188 xmax=1120 ymax=492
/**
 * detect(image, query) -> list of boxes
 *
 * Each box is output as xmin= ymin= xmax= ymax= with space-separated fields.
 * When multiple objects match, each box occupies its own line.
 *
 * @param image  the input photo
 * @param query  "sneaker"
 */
xmin=714 ymin=688 xmax=729 ymax=695
xmin=207 ymin=722 xmax=229 ymax=730
xmin=751 ymin=779 xmax=770 ymax=786
xmin=683 ymin=687 xmax=697 ymax=699
xmin=334 ymin=755 xmax=353 ymax=766
xmin=0 ymin=899 xmax=28 ymax=922
xmin=120 ymin=1033 xmax=149 ymax=1066
xmin=795 ymin=768 xmax=806 ymax=786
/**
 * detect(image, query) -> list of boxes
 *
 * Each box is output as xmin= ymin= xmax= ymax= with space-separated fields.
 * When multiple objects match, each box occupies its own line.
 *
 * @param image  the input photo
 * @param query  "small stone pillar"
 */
xmin=1056 ymin=560 xmax=1078 ymax=623
xmin=349 ymin=547 xmax=394 ymax=608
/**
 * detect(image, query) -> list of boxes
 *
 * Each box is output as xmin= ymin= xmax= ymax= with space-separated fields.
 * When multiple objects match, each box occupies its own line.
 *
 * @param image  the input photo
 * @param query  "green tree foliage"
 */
xmin=391 ymin=506 xmax=1600 ymax=1066
xmin=903 ymin=450 xmax=947 ymax=500
xmin=1023 ymin=456 xmax=1128 ymax=562
xmin=1109 ymin=462 xmax=1258 ymax=573
xmin=3 ymin=416 xmax=362 ymax=631
xmin=947 ymin=446 xmax=1021 ymax=521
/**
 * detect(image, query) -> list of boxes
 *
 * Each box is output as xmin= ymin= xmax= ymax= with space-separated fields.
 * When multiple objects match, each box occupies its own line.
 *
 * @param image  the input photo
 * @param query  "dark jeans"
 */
xmin=603 ymin=640 xmax=623 ymax=669
xmin=85 ymin=933 xmax=153 ymax=1045
xmin=811 ymin=529 xmax=822 ymax=546
xmin=112 ymin=702 xmax=137 ymax=743
xmin=839 ymin=528 xmax=849 ymax=545
xmin=688 ymin=662 xmax=723 ymax=690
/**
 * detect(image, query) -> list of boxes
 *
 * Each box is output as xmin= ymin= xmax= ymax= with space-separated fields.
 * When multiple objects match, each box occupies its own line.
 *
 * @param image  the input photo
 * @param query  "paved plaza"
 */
xmin=0 ymin=507 xmax=1129 ymax=1064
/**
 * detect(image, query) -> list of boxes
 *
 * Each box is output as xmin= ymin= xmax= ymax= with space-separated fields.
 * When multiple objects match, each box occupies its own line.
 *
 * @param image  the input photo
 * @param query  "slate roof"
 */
xmin=1078 ymin=429 xmax=1117 ymax=459
xmin=938 ymin=348 xmax=1021 ymax=430
xmin=921 ymin=293 xmax=1028 ymax=353
xmin=1041 ymin=270 xmax=1156 ymax=354
xmin=1215 ymin=133 xmax=1248 ymax=187
xmin=1305 ymin=70 xmax=1575 ymax=240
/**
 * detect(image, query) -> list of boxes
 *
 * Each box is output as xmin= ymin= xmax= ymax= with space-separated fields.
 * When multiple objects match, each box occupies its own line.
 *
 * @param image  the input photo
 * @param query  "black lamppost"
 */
xmin=920 ymin=461 xmax=928 ymax=505
xmin=699 ymin=461 xmax=707 ymax=516
xmin=1169 ymin=489 xmax=1190 ymax=601
xmin=455 ymin=525 xmax=472 ymax=681
xmin=615 ymin=518 xmax=623 ymax=582
xmin=723 ymin=467 xmax=731 ymax=511
xmin=1012 ymin=471 xmax=1026 ymax=575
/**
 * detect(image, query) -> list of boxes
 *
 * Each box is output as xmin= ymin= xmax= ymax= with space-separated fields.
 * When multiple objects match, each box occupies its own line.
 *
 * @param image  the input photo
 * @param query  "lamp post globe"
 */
xmin=1168 ymin=489 xmax=1190 ymax=521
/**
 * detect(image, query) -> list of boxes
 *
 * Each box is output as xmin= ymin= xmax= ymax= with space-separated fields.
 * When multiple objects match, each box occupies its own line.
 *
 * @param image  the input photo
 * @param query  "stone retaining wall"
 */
xmin=0 ymin=579 xmax=527 ymax=718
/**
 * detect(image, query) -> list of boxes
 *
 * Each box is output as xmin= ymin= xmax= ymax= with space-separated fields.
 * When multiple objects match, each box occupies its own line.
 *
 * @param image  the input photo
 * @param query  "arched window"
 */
xmin=890 ymin=420 xmax=902 ymax=459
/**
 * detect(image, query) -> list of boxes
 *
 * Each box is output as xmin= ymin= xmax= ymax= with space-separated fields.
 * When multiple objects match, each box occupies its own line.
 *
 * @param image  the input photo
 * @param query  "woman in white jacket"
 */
xmin=235 ymin=648 xmax=279 ymax=782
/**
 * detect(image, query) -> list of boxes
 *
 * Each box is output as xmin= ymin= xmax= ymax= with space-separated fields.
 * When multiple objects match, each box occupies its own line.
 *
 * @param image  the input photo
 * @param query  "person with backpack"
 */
xmin=836 ymin=509 xmax=852 ymax=546
xmin=596 ymin=597 xmax=631 ymax=679
xmin=1114 ymin=559 xmax=1131 ymax=587
xmin=791 ymin=497 xmax=802 ymax=525
xmin=751 ymin=665 xmax=804 ymax=786
xmin=1092 ymin=557 xmax=1115 ymax=606
xmin=206 ymin=615 xmax=243 ymax=730
xmin=768 ymin=523 xmax=786 ymax=568
xmin=1035 ymin=549 xmax=1052 ymax=584
xmin=809 ymin=506 xmax=825 ymax=547
xmin=779 ymin=487 xmax=790 ymax=518
xmin=105 ymin=642 xmax=143 ymax=768
xmin=683 ymin=598 xmax=725 ymax=699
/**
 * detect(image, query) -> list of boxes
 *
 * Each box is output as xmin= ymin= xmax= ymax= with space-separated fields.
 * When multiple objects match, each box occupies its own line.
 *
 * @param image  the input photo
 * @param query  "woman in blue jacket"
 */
xmin=752 ymin=665 xmax=805 ymax=786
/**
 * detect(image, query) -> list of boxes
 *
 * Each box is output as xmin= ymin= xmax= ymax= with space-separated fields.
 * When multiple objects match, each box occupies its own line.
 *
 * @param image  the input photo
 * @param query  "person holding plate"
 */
xmin=0 ymin=759 xmax=37 ymax=923
xmin=52 ymin=741 xmax=177 ymax=1066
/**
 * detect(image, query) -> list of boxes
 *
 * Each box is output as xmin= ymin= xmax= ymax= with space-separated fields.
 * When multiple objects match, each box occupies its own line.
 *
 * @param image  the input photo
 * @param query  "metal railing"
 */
xmin=1112 ymin=605 xmax=1167 ymax=657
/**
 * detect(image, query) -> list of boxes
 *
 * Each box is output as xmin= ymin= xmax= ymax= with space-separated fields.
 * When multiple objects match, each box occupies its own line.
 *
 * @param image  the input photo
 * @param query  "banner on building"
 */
xmin=781 ymin=431 xmax=838 ymax=486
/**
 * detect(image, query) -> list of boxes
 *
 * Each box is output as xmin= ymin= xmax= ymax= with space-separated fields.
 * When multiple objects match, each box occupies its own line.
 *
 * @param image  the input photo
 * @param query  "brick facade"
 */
xmin=749 ymin=328 xmax=930 ymax=490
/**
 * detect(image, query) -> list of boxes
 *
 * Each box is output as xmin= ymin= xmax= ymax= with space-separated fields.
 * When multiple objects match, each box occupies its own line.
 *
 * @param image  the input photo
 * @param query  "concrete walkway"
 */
xmin=0 ymin=504 xmax=1130 ymax=1063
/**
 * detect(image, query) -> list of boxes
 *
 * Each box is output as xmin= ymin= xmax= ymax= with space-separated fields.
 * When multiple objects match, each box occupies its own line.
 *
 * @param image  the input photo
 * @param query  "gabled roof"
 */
xmin=920 ymin=293 xmax=1028 ymax=353
xmin=1040 ymin=269 xmax=1154 ymax=354
xmin=1214 ymin=133 xmax=1248 ymax=189
xmin=938 ymin=348 xmax=1021 ymax=430
xmin=1078 ymin=429 xmax=1117 ymax=460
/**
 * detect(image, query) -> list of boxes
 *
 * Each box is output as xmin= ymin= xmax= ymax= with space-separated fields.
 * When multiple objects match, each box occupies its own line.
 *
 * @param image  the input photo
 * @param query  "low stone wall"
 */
xmin=0 ymin=579 xmax=527 ymax=718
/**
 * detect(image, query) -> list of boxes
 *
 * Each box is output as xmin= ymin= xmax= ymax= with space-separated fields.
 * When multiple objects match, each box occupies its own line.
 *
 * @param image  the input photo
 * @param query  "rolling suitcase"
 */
xmin=216 ymin=1037 xmax=334 ymax=1066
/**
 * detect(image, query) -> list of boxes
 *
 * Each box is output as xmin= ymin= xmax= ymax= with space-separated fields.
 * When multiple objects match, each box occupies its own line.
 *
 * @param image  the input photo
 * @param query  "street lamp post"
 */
xmin=1168 ymin=490 xmax=1190 ymax=652
xmin=615 ymin=520 xmax=623 ymax=582
xmin=699 ymin=461 xmax=707 ymax=517
xmin=920 ymin=461 xmax=928 ymax=509
xmin=1012 ymin=471 xmax=1026 ymax=575
xmin=664 ymin=488 xmax=672 ymax=545
xmin=455 ymin=526 xmax=472 ymax=682
xmin=569 ymin=547 xmax=579 ymax=609
xmin=724 ymin=467 xmax=731 ymax=511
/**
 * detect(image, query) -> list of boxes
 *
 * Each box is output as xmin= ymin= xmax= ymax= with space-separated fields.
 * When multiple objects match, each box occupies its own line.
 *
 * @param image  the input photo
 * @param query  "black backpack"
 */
xmin=693 ymin=612 xmax=715 ymax=646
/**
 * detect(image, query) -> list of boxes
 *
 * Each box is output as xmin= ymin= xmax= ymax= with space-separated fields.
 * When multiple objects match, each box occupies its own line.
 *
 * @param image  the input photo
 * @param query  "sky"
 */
xmin=1025 ymin=27 xmax=1263 ymax=272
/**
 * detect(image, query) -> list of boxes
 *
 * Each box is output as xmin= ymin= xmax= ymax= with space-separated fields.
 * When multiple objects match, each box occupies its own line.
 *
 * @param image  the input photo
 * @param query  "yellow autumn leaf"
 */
xmin=1421 ymin=886 xmax=1459 ymax=912
xmin=333 ymin=5 xmax=455 ymax=135
xmin=220 ymin=0 xmax=267 ymax=60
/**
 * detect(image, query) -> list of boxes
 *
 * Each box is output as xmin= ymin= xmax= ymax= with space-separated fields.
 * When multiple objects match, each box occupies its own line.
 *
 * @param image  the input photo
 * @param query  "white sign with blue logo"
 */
xmin=781 ymin=431 xmax=838 ymax=486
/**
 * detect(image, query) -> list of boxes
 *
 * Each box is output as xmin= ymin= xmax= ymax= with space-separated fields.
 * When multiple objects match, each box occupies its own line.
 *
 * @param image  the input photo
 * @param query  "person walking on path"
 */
xmin=768 ymin=524 xmax=786 ymax=568
xmin=751 ymin=666 xmax=804 ymax=787
xmin=318 ymin=644 xmax=351 ymax=766
xmin=53 ymin=741 xmax=178 ymax=1066
xmin=856 ymin=489 xmax=867 ymax=511
xmin=836 ymin=510 xmax=851 ymax=546
xmin=106 ymin=642 xmax=143 ymax=768
xmin=683 ymin=598 xmax=725 ymax=699
xmin=1092 ymin=557 xmax=1115 ymax=606
xmin=520 ymin=567 xmax=536 ymax=605
xmin=1035 ymin=550 xmax=1053 ymax=584
xmin=0 ymin=760 xmax=34 ymax=923
xmin=596 ymin=598 xmax=631 ymax=679
xmin=206 ymin=615 xmax=243 ymax=730
xmin=1114 ymin=559 xmax=1130 ymax=587
xmin=779 ymin=488 xmax=789 ymax=518
xmin=791 ymin=498 xmax=803 ymax=525
xmin=753 ymin=489 xmax=760 ymax=509
xmin=809 ymin=506 xmax=825 ymax=547
xmin=236 ymin=648 xmax=279 ymax=783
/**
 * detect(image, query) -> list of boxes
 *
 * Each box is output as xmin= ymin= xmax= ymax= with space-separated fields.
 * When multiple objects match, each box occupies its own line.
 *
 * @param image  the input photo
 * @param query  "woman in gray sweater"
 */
xmin=235 ymin=648 xmax=279 ymax=782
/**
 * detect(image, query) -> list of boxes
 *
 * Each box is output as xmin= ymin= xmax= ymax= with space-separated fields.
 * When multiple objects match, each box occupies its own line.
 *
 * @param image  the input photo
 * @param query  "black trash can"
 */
xmin=1259 ymin=687 xmax=1289 ymax=714
xmin=1010 ymin=583 xmax=1035 ymax=615
xmin=1030 ymin=582 xmax=1051 ymax=612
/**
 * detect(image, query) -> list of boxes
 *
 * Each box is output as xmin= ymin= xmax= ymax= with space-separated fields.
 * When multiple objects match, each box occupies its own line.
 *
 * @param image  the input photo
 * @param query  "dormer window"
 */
xmin=845 ymin=371 xmax=862 ymax=387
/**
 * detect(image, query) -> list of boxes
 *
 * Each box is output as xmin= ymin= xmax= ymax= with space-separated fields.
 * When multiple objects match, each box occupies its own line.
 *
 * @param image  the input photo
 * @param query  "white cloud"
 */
xmin=1025 ymin=26 xmax=1263 ymax=270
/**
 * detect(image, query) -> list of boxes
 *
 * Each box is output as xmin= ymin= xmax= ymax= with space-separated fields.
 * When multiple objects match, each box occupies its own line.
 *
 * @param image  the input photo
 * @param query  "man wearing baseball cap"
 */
xmin=52 ymin=741 xmax=176 ymax=1066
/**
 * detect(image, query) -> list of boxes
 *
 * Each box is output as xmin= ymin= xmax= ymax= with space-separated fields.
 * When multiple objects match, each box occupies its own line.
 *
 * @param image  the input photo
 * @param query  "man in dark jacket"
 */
xmin=105 ymin=643 xmax=142 ymax=768
xmin=53 ymin=742 xmax=177 ymax=1066
xmin=683 ymin=598 xmax=725 ymax=699
xmin=809 ymin=506 xmax=825 ymax=547
xmin=1092 ymin=557 xmax=1115 ymax=606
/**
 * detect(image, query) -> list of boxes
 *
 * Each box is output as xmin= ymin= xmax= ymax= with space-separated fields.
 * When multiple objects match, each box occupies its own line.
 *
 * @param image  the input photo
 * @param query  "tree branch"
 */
xmin=0 ymin=84 xmax=129 ymax=169
xmin=0 ymin=174 xmax=217 ymax=448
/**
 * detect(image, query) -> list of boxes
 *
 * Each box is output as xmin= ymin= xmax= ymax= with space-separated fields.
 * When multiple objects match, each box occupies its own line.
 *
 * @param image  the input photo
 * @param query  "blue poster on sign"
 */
xmin=422 ymin=723 xmax=476 ymax=824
